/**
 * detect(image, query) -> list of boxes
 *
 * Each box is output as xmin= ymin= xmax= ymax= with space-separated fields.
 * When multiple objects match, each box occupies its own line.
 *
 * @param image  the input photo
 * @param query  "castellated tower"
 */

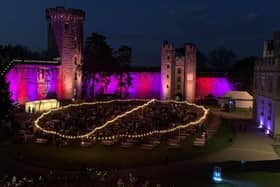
xmin=161 ymin=41 xmax=197 ymax=102
xmin=46 ymin=7 xmax=85 ymax=100
xmin=161 ymin=41 xmax=175 ymax=100
xmin=185 ymin=44 xmax=197 ymax=102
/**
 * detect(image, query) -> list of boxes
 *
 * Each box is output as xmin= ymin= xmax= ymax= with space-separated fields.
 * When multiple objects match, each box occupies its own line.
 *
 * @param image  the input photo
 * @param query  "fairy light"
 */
xmin=34 ymin=99 xmax=209 ymax=140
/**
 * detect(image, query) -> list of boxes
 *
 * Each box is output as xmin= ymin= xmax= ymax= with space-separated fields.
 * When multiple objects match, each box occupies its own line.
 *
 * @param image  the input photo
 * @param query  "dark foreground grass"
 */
xmin=0 ymin=117 xmax=234 ymax=170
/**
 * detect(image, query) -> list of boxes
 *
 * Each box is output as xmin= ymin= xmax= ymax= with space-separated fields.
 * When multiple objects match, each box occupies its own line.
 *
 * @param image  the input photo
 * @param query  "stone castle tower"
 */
xmin=161 ymin=41 xmax=196 ymax=102
xmin=46 ymin=7 xmax=85 ymax=100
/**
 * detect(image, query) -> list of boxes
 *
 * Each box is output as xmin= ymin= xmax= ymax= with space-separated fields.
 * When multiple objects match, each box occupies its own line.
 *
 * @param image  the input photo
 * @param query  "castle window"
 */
xmin=65 ymin=23 xmax=69 ymax=30
xmin=74 ymin=73 xmax=77 ymax=80
xmin=74 ymin=37 xmax=78 ymax=49
xmin=166 ymin=85 xmax=169 ymax=88
xmin=177 ymin=84 xmax=181 ymax=89
xmin=177 ymin=77 xmax=181 ymax=82
xmin=177 ymin=68 xmax=181 ymax=74
xmin=167 ymin=56 xmax=170 ymax=60
xmin=167 ymin=64 xmax=170 ymax=69
xmin=74 ymin=57 xmax=77 ymax=65
xmin=166 ymin=74 xmax=169 ymax=79
xmin=268 ymin=77 xmax=273 ymax=93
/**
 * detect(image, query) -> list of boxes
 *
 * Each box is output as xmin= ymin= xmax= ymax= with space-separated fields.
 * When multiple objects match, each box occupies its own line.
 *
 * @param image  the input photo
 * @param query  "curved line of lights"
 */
xmin=34 ymin=99 xmax=209 ymax=140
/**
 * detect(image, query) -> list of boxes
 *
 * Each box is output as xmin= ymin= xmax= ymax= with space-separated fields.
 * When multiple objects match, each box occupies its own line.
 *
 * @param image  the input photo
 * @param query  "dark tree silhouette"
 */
xmin=0 ymin=45 xmax=48 ymax=74
xmin=196 ymin=50 xmax=210 ymax=72
xmin=114 ymin=45 xmax=133 ymax=98
xmin=208 ymin=47 xmax=236 ymax=72
xmin=228 ymin=56 xmax=257 ymax=94
xmin=83 ymin=33 xmax=116 ymax=98
xmin=0 ymin=75 xmax=13 ymax=122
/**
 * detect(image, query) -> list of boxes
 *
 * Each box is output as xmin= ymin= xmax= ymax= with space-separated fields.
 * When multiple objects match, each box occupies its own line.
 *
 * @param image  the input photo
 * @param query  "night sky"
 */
xmin=1 ymin=0 xmax=280 ymax=66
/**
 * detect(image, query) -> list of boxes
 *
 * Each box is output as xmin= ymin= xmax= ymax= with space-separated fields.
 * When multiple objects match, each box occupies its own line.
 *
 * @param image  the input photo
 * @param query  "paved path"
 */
xmin=199 ymin=125 xmax=279 ymax=162
xmin=197 ymin=108 xmax=279 ymax=162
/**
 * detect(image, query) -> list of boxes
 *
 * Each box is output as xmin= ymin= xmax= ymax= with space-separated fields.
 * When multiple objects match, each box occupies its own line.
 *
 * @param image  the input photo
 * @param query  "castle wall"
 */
xmin=196 ymin=77 xmax=233 ymax=98
xmin=6 ymin=64 xmax=60 ymax=104
xmin=84 ymin=72 xmax=233 ymax=100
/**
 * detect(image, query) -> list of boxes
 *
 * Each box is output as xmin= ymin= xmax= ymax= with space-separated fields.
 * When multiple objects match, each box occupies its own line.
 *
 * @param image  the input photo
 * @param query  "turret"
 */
xmin=161 ymin=41 xmax=175 ymax=100
xmin=46 ymin=7 xmax=85 ymax=99
xmin=184 ymin=43 xmax=197 ymax=102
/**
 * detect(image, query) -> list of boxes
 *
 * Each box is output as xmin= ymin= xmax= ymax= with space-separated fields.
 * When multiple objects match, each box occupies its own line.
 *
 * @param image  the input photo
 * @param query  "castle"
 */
xmin=254 ymin=32 xmax=280 ymax=138
xmin=161 ymin=41 xmax=196 ymax=101
xmin=4 ymin=7 xmax=233 ymax=104
xmin=5 ymin=7 xmax=85 ymax=103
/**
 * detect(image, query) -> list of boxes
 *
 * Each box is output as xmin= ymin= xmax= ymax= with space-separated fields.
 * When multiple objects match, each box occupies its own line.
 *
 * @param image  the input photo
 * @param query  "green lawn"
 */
xmin=0 ymin=118 xmax=234 ymax=170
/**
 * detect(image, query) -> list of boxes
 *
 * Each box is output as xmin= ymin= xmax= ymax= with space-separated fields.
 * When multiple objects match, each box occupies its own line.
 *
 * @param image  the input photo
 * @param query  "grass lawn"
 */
xmin=0 ymin=116 xmax=234 ymax=171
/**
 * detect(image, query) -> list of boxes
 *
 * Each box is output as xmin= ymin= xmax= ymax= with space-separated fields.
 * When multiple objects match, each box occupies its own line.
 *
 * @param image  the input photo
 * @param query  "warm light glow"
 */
xmin=34 ymin=99 xmax=209 ymax=140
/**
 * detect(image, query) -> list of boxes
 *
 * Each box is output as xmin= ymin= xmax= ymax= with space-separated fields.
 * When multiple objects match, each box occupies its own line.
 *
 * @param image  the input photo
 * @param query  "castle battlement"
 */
xmin=46 ymin=7 xmax=85 ymax=21
xmin=161 ymin=41 xmax=197 ymax=101
xmin=162 ymin=40 xmax=174 ymax=50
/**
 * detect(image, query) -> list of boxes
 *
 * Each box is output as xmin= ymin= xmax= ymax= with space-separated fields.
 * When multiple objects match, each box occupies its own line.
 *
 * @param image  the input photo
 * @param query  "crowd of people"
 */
xmin=37 ymin=100 xmax=204 ymax=142
xmin=39 ymin=100 xmax=144 ymax=136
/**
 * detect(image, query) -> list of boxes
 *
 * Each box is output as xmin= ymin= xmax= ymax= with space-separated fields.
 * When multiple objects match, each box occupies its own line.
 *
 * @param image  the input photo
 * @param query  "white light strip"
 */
xmin=34 ymin=99 xmax=209 ymax=140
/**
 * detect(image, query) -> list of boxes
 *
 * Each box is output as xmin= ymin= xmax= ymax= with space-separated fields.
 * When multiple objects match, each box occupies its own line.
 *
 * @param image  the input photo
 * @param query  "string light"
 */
xmin=34 ymin=99 xmax=209 ymax=140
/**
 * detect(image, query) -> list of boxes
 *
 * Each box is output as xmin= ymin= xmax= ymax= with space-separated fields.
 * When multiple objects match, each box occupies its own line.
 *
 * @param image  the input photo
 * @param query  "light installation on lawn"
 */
xmin=34 ymin=99 xmax=209 ymax=140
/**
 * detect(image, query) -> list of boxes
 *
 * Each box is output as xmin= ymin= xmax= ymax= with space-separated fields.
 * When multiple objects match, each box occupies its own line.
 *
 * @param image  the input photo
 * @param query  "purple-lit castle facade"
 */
xmin=254 ymin=32 xmax=280 ymax=138
xmin=4 ymin=7 xmax=233 ymax=104
xmin=5 ymin=7 xmax=85 ymax=104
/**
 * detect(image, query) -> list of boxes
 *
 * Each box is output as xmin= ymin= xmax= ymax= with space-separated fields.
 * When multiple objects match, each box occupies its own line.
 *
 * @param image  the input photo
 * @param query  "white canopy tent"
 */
xmin=219 ymin=91 xmax=253 ymax=108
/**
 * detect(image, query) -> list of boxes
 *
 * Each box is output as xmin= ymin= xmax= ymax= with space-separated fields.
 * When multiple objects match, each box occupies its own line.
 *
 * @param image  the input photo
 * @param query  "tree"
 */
xmin=196 ymin=50 xmax=210 ymax=72
xmin=0 ymin=45 xmax=48 ymax=75
xmin=0 ymin=75 xmax=13 ymax=122
xmin=114 ymin=45 xmax=132 ymax=68
xmin=83 ymin=33 xmax=116 ymax=98
xmin=208 ymin=47 xmax=236 ymax=72
xmin=228 ymin=56 xmax=256 ymax=94
xmin=114 ymin=46 xmax=133 ymax=98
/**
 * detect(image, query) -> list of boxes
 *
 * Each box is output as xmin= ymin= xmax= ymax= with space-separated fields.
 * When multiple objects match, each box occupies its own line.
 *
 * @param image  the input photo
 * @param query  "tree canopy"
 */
xmin=0 ymin=75 xmax=13 ymax=122
xmin=208 ymin=47 xmax=236 ymax=72
xmin=228 ymin=56 xmax=256 ymax=94
xmin=82 ymin=32 xmax=133 ymax=98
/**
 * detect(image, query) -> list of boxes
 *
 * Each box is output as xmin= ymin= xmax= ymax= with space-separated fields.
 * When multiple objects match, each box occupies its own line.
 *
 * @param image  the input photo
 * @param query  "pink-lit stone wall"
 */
xmin=196 ymin=77 xmax=234 ymax=98
xmin=85 ymin=72 xmax=233 ymax=99
xmin=6 ymin=64 xmax=60 ymax=104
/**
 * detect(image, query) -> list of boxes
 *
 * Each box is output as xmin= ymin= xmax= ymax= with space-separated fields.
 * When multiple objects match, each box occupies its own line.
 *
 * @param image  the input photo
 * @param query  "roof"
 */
xmin=223 ymin=91 xmax=253 ymax=100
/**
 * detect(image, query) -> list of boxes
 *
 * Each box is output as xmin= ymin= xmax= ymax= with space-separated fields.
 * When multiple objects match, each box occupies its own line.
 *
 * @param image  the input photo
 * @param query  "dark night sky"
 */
xmin=1 ymin=0 xmax=280 ymax=66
